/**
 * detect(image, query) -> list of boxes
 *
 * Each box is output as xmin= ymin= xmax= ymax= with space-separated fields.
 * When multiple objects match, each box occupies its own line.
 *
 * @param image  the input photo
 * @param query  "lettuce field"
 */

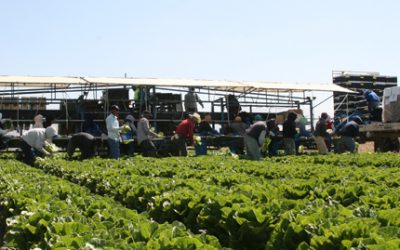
xmin=1 ymin=153 xmax=400 ymax=249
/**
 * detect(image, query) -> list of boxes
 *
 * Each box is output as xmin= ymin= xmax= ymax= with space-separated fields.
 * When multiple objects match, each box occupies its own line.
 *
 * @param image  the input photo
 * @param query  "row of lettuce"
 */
xmin=30 ymin=154 xmax=400 ymax=249
xmin=0 ymin=160 xmax=223 ymax=249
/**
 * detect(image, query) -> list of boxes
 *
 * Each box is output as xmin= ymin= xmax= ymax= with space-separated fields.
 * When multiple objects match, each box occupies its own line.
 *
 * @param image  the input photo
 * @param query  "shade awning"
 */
xmin=0 ymin=75 xmax=355 ymax=93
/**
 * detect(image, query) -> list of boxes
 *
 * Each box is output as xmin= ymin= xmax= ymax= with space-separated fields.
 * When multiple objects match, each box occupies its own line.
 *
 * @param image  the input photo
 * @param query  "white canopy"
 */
xmin=0 ymin=75 xmax=355 ymax=93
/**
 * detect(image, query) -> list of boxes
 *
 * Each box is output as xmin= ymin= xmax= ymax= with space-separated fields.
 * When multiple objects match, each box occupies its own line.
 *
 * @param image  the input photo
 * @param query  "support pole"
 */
xmin=152 ymin=86 xmax=157 ymax=129
xmin=211 ymin=101 xmax=215 ymax=130
xmin=220 ymin=98 xmax=224 ymax=133
xmin=309 ymin=97 xmax=315 ymax=132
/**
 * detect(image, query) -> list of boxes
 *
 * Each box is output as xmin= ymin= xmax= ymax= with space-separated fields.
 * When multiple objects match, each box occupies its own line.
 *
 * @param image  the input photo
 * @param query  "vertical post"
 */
xmin=94 ymin=83 xmax=97 ymax=100
xmin=220 ymin=98 xmax=224 ymax=133
xmin=152 ymin=86 xmax=157 ymax=129
xmin=104 ymin=89 xmax=108 ymax=120
xmin=225 ymin=95 xmax=230 ymax=125
xmin=211 ymin=101 xmax=215 ymax=130
xmin=309 ymin=97 xmax=315 ymax=132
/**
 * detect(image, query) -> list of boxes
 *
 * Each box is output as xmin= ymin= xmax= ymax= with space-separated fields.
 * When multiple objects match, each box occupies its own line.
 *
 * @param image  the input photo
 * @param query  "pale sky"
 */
xmin=1 ymin=0 xmax=399 ymax=120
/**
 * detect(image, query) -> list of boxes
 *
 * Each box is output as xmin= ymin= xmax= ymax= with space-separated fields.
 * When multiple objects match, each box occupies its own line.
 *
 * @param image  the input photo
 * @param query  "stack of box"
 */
xmin=333 ymin=71 xmax=397 ymax=119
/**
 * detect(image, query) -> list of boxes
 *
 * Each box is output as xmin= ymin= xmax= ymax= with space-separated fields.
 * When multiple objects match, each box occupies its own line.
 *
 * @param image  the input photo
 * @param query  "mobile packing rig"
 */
xmin=0 ymin=75 xmax=353 ymax=133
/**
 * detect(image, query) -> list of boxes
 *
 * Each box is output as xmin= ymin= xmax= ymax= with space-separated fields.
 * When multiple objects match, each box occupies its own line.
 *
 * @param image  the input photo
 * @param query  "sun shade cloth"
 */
xmin=0 ymin=75 xmax=355 ymax=93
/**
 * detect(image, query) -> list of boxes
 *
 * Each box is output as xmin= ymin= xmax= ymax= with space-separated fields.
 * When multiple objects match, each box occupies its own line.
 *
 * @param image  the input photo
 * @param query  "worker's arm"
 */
xmin=196 ymin=94 xmax=204 ymax=108
xmin=143 ymin=120 xmax=159 ymax=137
xmin=34 ymin=139 xmax=50 ymax=155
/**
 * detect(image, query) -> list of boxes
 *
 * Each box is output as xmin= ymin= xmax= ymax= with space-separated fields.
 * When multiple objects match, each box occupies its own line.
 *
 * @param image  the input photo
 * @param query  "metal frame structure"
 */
xmin=0 ymin=75 xmax=354 ymax=134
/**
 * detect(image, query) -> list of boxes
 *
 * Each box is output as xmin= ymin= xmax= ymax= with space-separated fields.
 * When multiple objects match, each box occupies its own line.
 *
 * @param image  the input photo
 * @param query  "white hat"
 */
xmin=190 ymin=113 xmax=201 ymax=123
xmin=45 ymin=126 xmax=57 ymax=139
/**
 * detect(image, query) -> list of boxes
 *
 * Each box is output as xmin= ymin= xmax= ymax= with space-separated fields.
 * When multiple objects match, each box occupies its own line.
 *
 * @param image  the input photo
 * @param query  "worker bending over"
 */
xmin=172 ymin=113 xmax=201 ymax=156
xmin=19 ymin=126 xmax=58 ymax=165
xmin=67 ymin=132 xmax=96 ymax=160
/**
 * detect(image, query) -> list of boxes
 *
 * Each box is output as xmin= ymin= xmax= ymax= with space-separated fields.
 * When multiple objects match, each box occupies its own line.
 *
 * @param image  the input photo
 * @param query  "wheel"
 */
xmin=375 ymin=138 xmax=400 ymax=152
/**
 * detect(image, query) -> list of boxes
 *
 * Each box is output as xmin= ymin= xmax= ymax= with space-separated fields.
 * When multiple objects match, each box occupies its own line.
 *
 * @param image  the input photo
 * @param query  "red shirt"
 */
xmin=175 ymin=118 xmax=196 ymax=141
xmin=326 ymin=120 xmax=333 ymax=129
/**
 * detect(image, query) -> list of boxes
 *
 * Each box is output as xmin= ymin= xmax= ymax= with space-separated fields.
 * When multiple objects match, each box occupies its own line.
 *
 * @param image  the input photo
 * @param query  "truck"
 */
xmin=332 ymin=71 xmax=399 ymax=152
xmin=359 ymin=122 xmax=400 ymax=152
xmin=358 ymin=85 xmax=400 ymax=152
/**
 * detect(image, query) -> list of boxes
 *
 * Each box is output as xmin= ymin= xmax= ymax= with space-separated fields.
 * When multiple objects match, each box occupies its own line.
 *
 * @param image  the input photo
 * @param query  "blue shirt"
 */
xmin=365 ymin=91 xmax=380 ymax=103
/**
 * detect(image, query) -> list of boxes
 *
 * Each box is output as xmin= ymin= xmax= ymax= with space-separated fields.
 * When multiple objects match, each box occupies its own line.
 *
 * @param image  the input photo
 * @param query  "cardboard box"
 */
xmin=383 ymin=87 xmax=400 ymax=122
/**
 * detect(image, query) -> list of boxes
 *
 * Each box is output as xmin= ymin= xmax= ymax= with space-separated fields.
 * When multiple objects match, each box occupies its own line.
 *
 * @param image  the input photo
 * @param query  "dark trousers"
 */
xmin=173 ymin=136 xmax=188 ymax=156
xmin=120 ymin=142 xmax=135 ymax=156
xmin=19 ymin=140 xmax=43 ymax=165
xmin=268 ymin=140 xmax=279 ymax=156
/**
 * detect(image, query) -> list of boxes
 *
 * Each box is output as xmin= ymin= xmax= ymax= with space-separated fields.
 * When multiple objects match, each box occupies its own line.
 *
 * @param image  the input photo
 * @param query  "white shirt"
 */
xmin=22 ymin=128 xmax=47 ymax=152
xmin=136 ymin=117 xmax=150 ymax=144
xmin=106 ymin=113 xmax=120 ymax=140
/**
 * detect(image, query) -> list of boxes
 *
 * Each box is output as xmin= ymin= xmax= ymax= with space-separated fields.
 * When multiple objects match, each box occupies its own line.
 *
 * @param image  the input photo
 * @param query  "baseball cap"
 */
xmin=111 ymin=105 xmax=120 ymax=111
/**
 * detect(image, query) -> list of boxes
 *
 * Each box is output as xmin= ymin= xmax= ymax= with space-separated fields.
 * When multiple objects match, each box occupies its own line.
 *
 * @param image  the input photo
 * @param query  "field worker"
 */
xmin=82 ymin=114 xmax=102 ymax=136
xmin=254 ymin=114 xmax=263 ymax=122
xmin=226 ymin=94 xmax=241 ymax=120
xmin=19 ymin=126 xmax=58 ymax=165
xmin=137 ymin=111 xmax=159 ymax=157
xmin=173 ymin=112 xmax=201 ymax=156
xmin=184 ymin=87 xmax=204 ymax=113
xmin=120 ymin=115 xmax=136 ymax=156
xmin=33 ymin=114 xmax=44 ymax=128
xmin=363 ymin=89 xmax=381 ymax=121
xmin=133 ymin=86 xmax=148 ymax=113
xmin=325 ymin=117 xmax=334 ymax=151
xmin=195 ymin=113 xmax=217 ymax=156
xmin=337 ymin=116 xmax=363 ymax=153
xmin=283 ymin=112 xmax=298 ymax=155
xmin=266 ymin=119 xmax=280 ymax=157
xmin=363 ymin=89 xmax=380 ymax=112
xmin=314 ymin=112 xmax=330 ymax=154
xmin=244 ymin=120 xmax=267 ymax=160
xmin=230 ymin=116 xmax=246 ymax=136
xmin=67 ymin=132 xmax=96 ymax=160
xmin=76 ymin=91 xmax=89 ymax=131
xmin=106 ymin=105 xmax=121 ymax=159
xmin=228 ymin=116 xmax=246 ymax=154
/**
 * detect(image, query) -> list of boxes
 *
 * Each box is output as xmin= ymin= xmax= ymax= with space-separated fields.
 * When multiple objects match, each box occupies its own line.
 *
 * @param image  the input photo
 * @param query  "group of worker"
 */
xmin=15 ymin=87 xmax=379 ymax=164
xmin=15 ymin=111 xmax=365 ymax=164
xmin=312 ymin=88 xmax=380 ymax=154
xmin=69 ymin=105 xmax=204 ymax=160
xmin=78 ymin=105 xmax=161 ymax=160
xmin=314 ymin=112 xmax=363 ymax=154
